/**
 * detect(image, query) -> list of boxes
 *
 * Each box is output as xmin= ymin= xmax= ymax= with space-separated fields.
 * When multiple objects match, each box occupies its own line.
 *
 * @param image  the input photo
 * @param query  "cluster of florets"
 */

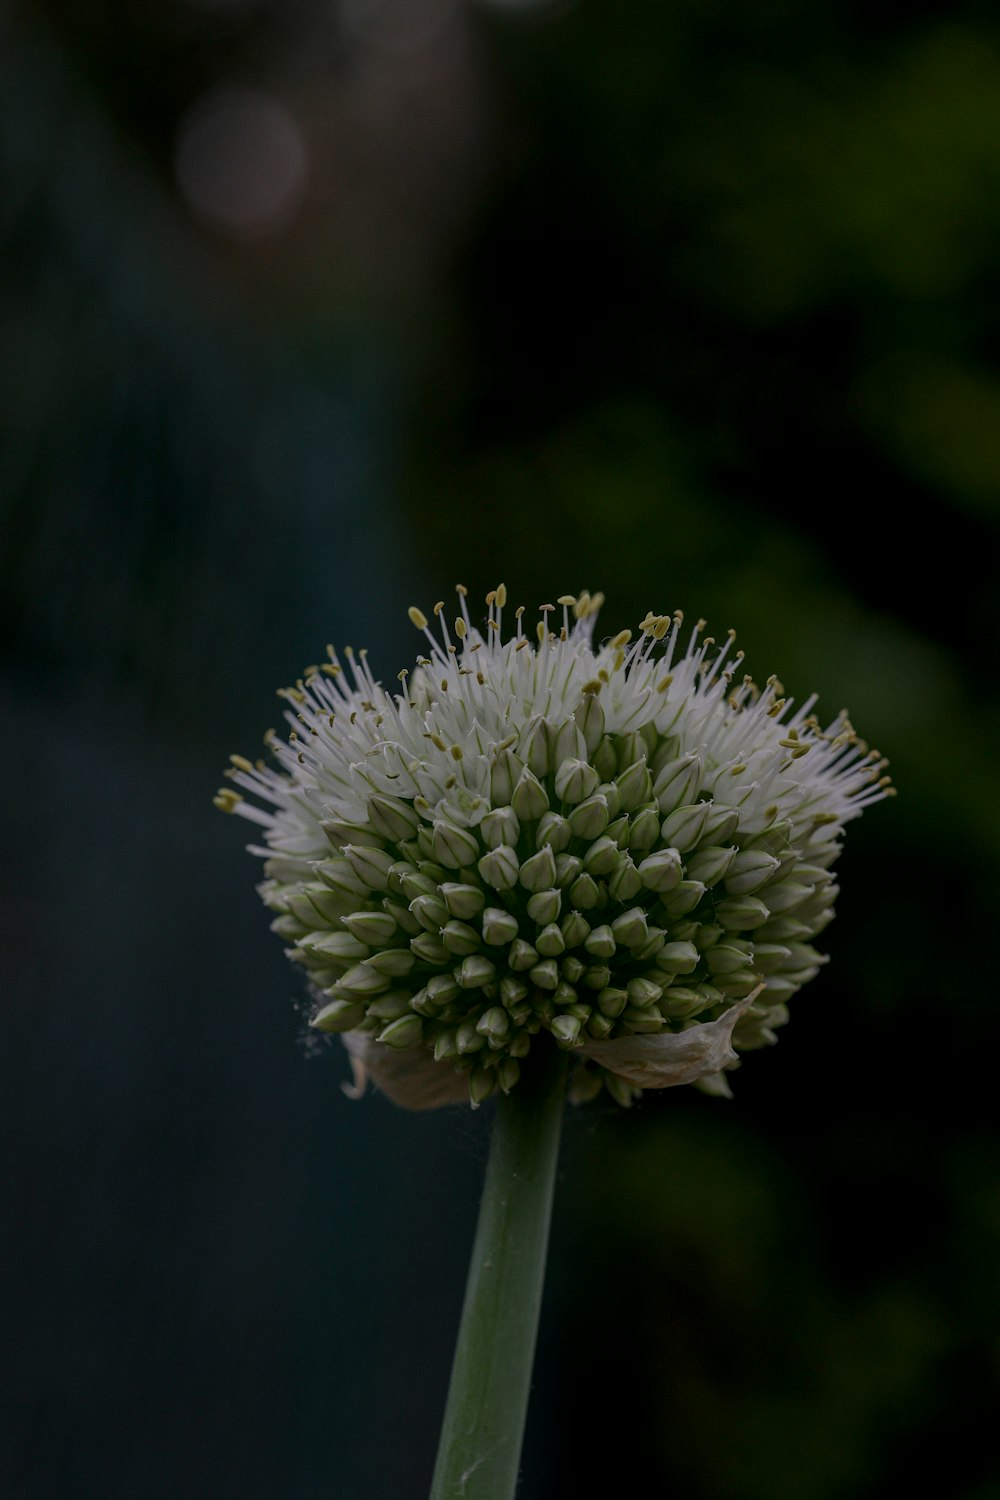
xmin=217 ymin=587 xmax=891 ymax=1106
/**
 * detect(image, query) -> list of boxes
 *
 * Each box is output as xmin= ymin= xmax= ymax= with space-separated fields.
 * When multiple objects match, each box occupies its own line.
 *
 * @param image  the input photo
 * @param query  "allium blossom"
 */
xmin=217 ymin=588 xmax=891 ymax=1107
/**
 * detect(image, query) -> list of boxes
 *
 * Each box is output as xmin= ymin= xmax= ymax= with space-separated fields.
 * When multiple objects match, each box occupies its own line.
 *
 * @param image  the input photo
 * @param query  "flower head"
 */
xmin=217 ymin=587 xmax=891 ymax=1106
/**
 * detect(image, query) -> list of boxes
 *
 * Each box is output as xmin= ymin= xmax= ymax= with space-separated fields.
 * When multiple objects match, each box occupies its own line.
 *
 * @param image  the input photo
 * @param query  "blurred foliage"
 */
xmin=3 ymin=0 xmax=1000 ymax=1497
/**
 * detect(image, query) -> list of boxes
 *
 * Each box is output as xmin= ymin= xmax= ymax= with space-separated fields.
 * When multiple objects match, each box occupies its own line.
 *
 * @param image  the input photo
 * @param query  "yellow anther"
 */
xmin=557 ymin=594 xmax=576 ymax=606
xmin=456 ymin=583 xmax=468 ymax=596
xmin=611 ymin=629 xmax=632 ymax=648
xmin=652 ymin=617 xmax=670 ymax=640
xmin=450 ymin=744 xmax=464 ymax=760
xmin=455 ymin=618 xmax=468 ymax=639
xmin=496 ymin=583 xmax=508 ymax=607
xmin=213 ymin=789 xmax=241 ymax=812
xmin=229 ymin=754 xmax=255 ymax=773
xmin=486 ymin=590 xmax=497 ymax=606
xmin=433 ymin=600 xmax=444 ymax=615
xmin=408 ymin=606 xmax=428 ymax=630
xmin=656 ymin=674 xmax=673 ymax=692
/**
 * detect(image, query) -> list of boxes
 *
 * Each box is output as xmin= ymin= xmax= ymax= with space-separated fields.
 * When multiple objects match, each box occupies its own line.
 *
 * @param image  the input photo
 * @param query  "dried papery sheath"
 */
xmin=217 ymin=587 xmax=892 ymax=1106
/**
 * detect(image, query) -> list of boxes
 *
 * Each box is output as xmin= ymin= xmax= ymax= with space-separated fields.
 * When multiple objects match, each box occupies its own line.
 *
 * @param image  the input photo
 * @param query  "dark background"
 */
xmin=3 ymin=1 xmax=999 ymax=1496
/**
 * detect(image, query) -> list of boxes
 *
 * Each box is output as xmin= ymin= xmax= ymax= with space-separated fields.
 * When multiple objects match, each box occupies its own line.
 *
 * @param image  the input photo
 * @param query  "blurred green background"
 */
xmin=3 ymin=0 xmax=999 ymax=1496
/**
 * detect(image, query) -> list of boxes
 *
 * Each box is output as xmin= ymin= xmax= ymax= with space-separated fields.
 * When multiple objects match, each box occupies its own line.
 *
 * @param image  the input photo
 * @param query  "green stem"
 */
xmin=429 ymin=1042 xmax=568 ymax=1500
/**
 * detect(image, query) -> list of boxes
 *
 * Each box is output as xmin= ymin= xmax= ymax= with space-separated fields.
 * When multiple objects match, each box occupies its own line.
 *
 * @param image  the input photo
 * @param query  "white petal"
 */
xmin=578 ymin=989 xmax=762 ymax=1090
xmin=340 ymin=1032 xmax=470 ymax=1110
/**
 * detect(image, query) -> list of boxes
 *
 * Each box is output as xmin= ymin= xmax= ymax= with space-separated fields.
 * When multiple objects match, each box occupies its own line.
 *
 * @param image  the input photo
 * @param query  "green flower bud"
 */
xmin=568 ymin=794 xmax=610 ymax=840
xmin=552 ymin=1014 xmax=583 ymax=1048
xmin=583 ymin=836 xmax=619 ymax=876
xmin=520 ymin=846 xmax=558 ymax=892
xmin=410 ymin=932 xmax=450 ymax=964
xmin=560 ymin=955 xmax=586 ymax=984
xmin=456 ymin=954 xmax=497 ymax=989
xmin=477 ymin=1007 xmax=510 ymax=1045
xmin=409 ymin=893 xmax=448 ymax=932
xmin=686 ymin=845 xmax=737 ymax=888
xmin=715 ymin=895 xmax=771 ymax=931
xmin=555 ymin=758 xmax=600 ymax=805
xmin=433 ymin=1028 xmax=458 ymax=1061
xmin=573 ymin=692 xmax=606 ymax=754
xmin=611 ymin=907 xmax=648 ymax=949
xmin=431 ymin=820 xmax=480 ymax=871
xmin=512 ymin=767 xmax=550 ymax=822
xmin=323 ymin=817 xmax=384 ymax=850
xmin=490 ymin=747 xmax=524 ymax=806
xmin=498 ymin=1057 xmax=521 ymax=1094
xmin=584 ymin=924 xmax=617 ymax=958
xmin=509 ymin=939 xmax=539 ymax=971
xmin=535 ymin=923 xmax=566 ymax=957
xmin=597 ymin=987 xmax=628 ymax=1018
xmin=628 ymin=977 xmax=663 ymax=1008
xmin=377 ymin=1014 xmax=424 ymax=1049
xmin=439 ymin=882 xmax=486 ymax=920
xmin=763 ymin=880 xmax=815 ymax=914
xmin=468 ymin=1068 xmax=496 ymax=1106
xmin=637 ymin=847 xmax=683 ymax=892
xmin=440 ymin=920 xmax=482 ymax=956
xmin=335 ymin=962 xmax=391 ymax=996
xmin=480 ymin=806 xmax=520 ymax=850
xmin=724 ymin=850 xmax=781 ymax=896
xmin=656 ymin=940 xmax=700 ymax=975
xmin=311 ymin=998 xmax=366 ymax=1032
xmin=658 ymin=986 xmax=710 ymax=1018
xmin=593 ymin=735 xmax=618 ymax=781
xmin=661 ymin=879 xmax=707 ymax=917
xmin=608 ymin=854 xmax=643 ymax=903
xmin=368 ymin=990 xmax=413 ymax=1020
xmin=615 ymin=758 xmax=653 ymax=812
xmin=478 ymin=845 xmax=520 ymax=892
xmin=660 ymin=802 xmax=712 ymax=852
xmin=653 ymin=753 xmax=702 ymax=813
xmin=367 ymin=948 xmax=417 ymax=977
xmin=628 ymin=806 xmax=661 ymax=852
xmin=582 ymin=963 xmax=612 ymax=990
xmin=343 ymin=844 xmax=395 ymax=891
xmin=500 ymin=974 xmax=529 ymax=1007
xmin=366 ymin=795 xmax=422 ymax=843
xmin=568 ymin=873 xmax=601 ymax=908
xmin=526 ymin=888 xmax=562 ymax=926
xmin=520 ymin=717 xmax=552 ymax=778
xmin=704 ymin=944 xmax=754 ymax=975
xmin=456 ymin=1021 xmax=486 ymax=1054
xmin=342 ymin=910 xmax=397 ymax=946
xmin=399 ymin=870 xmax=438 ymax=901
xmin=482 ymin=907 xmax=519 ymax=946
xmin=536 ymin=812 xmax=572 ymax=853
xmin=560 ymin=911 xmax=591 ymax=949
xmin=427 ymin=972 xmax=460 ymax=1004
xmin=301 ymin=930 xmax=370 ymax=962
xmin=530 ymin=959 xmax=560 ymax=990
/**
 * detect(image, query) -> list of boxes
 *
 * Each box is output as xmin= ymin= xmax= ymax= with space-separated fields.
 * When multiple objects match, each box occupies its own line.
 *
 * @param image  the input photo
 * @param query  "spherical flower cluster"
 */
xmin=216 ymin=587 xmax=891 ymax=1107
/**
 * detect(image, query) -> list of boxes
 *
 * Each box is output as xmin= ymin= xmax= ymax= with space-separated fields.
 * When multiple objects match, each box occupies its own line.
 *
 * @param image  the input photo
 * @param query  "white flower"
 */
xmin=217 ymin=587 xmax=892 ymax=1106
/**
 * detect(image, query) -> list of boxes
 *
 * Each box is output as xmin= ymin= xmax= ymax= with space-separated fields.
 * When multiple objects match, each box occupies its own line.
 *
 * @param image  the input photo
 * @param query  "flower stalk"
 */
xmin=429 ymin=1041 xmax=568 ymax=1500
